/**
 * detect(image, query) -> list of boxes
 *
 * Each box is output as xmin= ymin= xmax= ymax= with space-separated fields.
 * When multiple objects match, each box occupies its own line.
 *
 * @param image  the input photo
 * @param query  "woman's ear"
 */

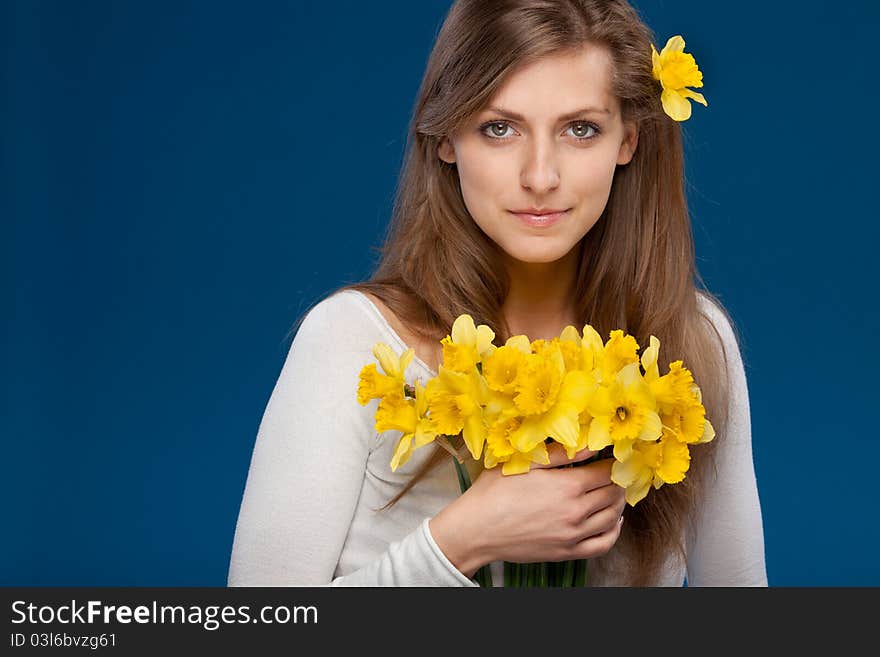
xmin=437 ymin=137 xmax=456 ymax=164
xmin=616 ymin=121 xmax=639 ymax=165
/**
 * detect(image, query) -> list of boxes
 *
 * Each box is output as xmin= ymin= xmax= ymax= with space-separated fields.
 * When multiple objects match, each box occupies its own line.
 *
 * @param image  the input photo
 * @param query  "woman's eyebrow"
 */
xmin=484 ymin=106 xmax=612 ymax=120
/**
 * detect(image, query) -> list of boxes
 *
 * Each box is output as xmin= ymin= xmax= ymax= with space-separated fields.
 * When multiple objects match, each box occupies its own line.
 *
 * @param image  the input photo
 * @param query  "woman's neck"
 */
xmin=500 ymin=247 xmax=580 ymax=341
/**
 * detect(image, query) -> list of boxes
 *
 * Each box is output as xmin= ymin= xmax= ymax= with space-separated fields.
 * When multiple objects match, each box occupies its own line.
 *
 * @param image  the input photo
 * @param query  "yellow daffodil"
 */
xmin=662 ymin=402 xmax=716 ymax=445
xmin=651 ymin=35 xmax=707 ymax=121
xmin=596 ymin=330 xmax=641 ymax=386
xmin=484 ymin=416 xmax=550 ymax=475
xmin=375 ymin=382 xmax=438 ymax=471
xmin=425 ymin=364 xmax=489 ymax=459
xmin=509 ymin=344 xmax=597 ymax=453
xmin=357 ymin=343 xmax=414 ymax=405
xmin=560 ymin=323 xmax=606 ymax=375
xmin=357 ymin=364 xmax=399 ymax=405
xmin=441 ymin=314 xmax=497 ymax=373
xmin=481 ymin=339 xmax=530 ymax=395
xmin=533 ymin=336 xmax=581 ymax=373
xmin=641 ymin=350 xmax=715 ymax=444
xmin=649 ymin=360 xmax=697 ymax=415
xmin=586 ymin=362 xmax=662 ymax=461
xmin=611 ymin=435 xmax=692 ymax=506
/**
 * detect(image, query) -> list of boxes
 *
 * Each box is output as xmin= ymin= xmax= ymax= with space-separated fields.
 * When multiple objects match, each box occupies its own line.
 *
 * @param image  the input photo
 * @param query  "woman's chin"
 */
xmin=501 ymin=242 xmax=573 ymax=265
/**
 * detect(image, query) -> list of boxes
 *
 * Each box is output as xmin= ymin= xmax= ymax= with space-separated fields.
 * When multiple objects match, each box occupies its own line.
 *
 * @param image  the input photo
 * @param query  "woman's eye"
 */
xmin=483 ymin=122 xmax=513 ymax=139
xmin=568 ymin=122 xmax=598 ymax=139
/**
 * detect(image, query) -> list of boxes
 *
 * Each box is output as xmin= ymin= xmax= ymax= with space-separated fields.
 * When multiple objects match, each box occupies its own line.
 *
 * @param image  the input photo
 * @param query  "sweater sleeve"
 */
xmin=685 ymin=296 xmax=768 ymax=586
xmin=226 ymin=292 xmax=475 ymax=587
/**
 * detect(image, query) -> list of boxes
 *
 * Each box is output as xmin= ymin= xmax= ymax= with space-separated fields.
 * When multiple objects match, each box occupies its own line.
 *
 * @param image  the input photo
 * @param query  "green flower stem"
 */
xmin=450 ymin=452 xmax=493 ymax=588
xmin=539 ymin=562 xmax=548 ymax=587
xmin=574 ymin=558 xmax=588 ymax=587
xmin=563 ymin=559 xmax=575 ymax=587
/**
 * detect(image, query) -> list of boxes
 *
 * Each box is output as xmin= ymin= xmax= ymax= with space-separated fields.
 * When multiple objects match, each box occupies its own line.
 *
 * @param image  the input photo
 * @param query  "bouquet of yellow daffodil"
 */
xmin=357 ymin=314 xmax=715 ymax=587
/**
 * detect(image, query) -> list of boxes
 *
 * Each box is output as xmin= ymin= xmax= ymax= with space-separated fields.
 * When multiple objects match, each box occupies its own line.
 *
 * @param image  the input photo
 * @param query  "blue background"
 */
xmin=4 ymin=0 xmax=878 ymax=586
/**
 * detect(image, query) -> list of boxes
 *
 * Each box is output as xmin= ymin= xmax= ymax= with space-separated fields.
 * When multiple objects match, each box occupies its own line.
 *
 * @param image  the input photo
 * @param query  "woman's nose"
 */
xmin=519 ymin=140 xmax=561 ymax=194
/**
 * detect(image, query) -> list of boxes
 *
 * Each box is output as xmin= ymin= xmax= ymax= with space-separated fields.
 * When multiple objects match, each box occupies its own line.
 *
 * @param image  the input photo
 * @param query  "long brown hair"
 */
xmin=296 ymin=0 xmax=742 ymax=585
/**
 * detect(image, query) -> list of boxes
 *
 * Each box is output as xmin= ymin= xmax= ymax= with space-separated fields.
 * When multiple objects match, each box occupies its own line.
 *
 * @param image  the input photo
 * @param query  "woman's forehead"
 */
xmin=484 ymin=45 xmax=618 ymax=119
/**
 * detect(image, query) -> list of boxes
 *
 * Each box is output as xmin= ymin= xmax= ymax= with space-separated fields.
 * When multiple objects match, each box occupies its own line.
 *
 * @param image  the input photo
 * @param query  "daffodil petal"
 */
xmin=613 ymin=438 xmax=635 ymax=461
xmin=462 ymin=413 xmax=487 ymax=460
xmin=662 ymin=35 xmax=686 ymax=55
xmin=476 ymin=324 xmax=496 ymax=356
xmin=587 ymin=416 xmax=612 ymax=451
xmin=611 ymin=457 xmax=641 ymax=487
xmin=617 ymin=362 xmax=643 ymax=387
xmin=399 ymin=348 xmax=415 ymax=373
xmin=560 ymin=325 xmax=581 ymax=343
xmin=390 ymin=435 xmax=414 ymax=471
xmin=373 ymin=343 xmax=399 ymax=376
xmin=697 ymin=418 xmax=715 ymax=444
xmin=413 ymin=421 xmax=437 ymax=448
xmin=451 ymin=314 xmax=477 ymax=345
xmin=506 ymin=335 xmax=532 ymax=353
xmin=625 ymin=477 xmax=652 ymax=506
xmin=511 ymin=416 xmax=549 ymax=452
xmin=638 ymin=410 xmax=663 ymax=441
xmin=651 ymin=44 xmax=662 ymax=80
xmin=557 ymin=371 xmax=596 ymax=410
xmin=502 ymin=454 xmax=532 ymax=475
xmin=661 ymin=88 xmax=692 ymax=121
xmin=680 ymin=88 xmax=708 ymax=106
xmin=586 ymin=384 xmax=615 ymax=417
xmin=545 ymin=408 xmax=580 ymax=447
xmin=656 ymin=440 xmax=690 ymax=484
xmin=529 ymin=441 xmax=550 ymax=466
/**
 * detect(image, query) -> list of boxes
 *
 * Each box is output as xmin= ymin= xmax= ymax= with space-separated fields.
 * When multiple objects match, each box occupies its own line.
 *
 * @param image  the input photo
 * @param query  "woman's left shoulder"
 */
xmin=694 ymin=290 xmax=746 ymax=368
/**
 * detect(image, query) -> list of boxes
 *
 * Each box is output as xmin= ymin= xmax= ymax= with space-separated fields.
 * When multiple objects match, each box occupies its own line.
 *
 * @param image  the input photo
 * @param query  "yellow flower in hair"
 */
xmin=651 ymin=35 xmax=707 ymax=121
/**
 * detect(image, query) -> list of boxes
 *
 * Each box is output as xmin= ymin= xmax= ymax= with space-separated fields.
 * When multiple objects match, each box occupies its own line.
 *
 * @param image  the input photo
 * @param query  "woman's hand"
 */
xmin=429 ymin=444 xmax=626 ymax=578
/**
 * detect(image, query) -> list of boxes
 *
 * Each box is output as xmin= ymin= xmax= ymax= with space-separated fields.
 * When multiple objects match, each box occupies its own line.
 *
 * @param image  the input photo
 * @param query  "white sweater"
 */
xmin=227 ymin=289 xmax=767 ymax=587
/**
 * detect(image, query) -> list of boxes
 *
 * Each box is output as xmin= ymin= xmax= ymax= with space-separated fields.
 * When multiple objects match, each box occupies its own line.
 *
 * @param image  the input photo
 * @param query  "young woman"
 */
xmin=227 ymin=0 xmax=767 ymax=587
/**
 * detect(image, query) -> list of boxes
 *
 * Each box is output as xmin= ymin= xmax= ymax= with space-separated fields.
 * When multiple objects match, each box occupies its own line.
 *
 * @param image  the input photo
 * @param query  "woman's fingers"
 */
xmin=569 ymin=511 xmax=625 ymax=560
xmin=571 ymin=492 xmax=626 ymax=542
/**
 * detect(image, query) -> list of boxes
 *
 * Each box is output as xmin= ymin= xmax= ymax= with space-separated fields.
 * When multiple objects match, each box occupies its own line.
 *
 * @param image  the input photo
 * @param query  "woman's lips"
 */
xmin=509 ymin=209 xmax=570 ymax=227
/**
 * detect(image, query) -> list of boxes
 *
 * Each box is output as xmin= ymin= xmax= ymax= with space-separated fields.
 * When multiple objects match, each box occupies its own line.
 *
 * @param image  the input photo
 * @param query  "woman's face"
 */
xmin=438 ymin=43 xmax=638 ymax=265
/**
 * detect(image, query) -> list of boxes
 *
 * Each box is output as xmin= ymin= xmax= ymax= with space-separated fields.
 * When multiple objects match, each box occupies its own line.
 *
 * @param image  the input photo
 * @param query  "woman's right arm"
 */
xmin=227 ymin=294 xmax=476 ymax=587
